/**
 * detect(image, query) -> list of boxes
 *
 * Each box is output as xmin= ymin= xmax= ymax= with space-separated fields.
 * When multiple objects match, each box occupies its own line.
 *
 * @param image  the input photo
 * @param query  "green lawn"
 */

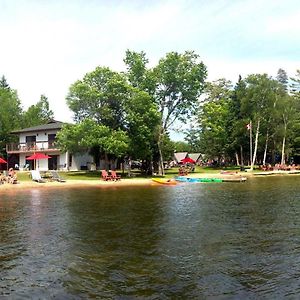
xmin=15 ymin=165 xmax=252 ymax=182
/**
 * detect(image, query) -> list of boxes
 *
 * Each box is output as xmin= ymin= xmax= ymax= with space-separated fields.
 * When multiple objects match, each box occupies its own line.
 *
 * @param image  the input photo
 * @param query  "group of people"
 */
xmin=259 ymin=164 xmax=299 ymax=171
xmin=178 ymin=164 xmax=195 ymax=176
xmin=0 ymin=168 xmax=18 ymax=184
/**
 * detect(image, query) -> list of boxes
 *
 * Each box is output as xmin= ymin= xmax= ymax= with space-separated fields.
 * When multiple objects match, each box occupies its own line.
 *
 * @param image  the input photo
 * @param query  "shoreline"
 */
xmin=0 ymin=178 xmax=153 ymax=193
xmin=1 ymin=170 xmax=300 ymax=194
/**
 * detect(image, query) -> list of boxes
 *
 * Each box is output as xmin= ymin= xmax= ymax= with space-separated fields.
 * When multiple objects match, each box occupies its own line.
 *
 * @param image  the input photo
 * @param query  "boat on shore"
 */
xmin=175 ymin=176 xmax=223 ymax=183
xmin=175 ymin=176 xmax=247 ymax=183
xmin=151 ymin=178 xmax=177 ymax=185
xmin=254 ymin=170 xmax=300 ymax=176
xmin=222 ymin=177 xmax=247 ymax=182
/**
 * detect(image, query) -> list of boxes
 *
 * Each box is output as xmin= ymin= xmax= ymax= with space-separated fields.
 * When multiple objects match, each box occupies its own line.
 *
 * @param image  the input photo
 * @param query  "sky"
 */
xmin=0 ymin=0 xmax=299 ymax=140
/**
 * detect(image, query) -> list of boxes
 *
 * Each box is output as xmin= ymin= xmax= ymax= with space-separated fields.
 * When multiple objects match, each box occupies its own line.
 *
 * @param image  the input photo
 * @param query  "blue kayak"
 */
xmin=175 ymin=176 xmax=223 ymax=183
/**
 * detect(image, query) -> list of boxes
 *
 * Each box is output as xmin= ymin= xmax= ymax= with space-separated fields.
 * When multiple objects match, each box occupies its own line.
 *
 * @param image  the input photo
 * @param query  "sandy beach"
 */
xmin=1 ymin=170 xmax=299 ymax=194
xmin=0 ymin=178 xmax=154 ymax=193
xmin=0 ymin=171 xmax=250 ymax=193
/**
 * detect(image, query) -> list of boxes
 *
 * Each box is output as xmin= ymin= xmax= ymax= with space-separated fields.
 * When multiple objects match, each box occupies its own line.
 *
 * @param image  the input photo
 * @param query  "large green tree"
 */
xmin=240 ymin=74 xmax=282 ymax=170
xmin=154 ymin=51 xmax=207 ymax=174
xmin=289 ymin=70 xmax=300 ymax=159
xmin=56 ymin=119 xmax=129 ymax=168
xmin=67 ymin=67 xmax=128 ymax=129
xmin=276 ymin=68 xmax=288 ymax=91
xmin=125 ymin=50 xmax=207 ymax=174
xmin=65 ymin=64 xmax=162 ymax=170
xmin=190 ymin=79 xmax=233 ymax=162
xmin=22 ymin=94 xmax=54 ymax=128
xmin=124 ymin=88 xmax=160 ymax=169
xmin=0 ymin=77 xmax=22 ymax=156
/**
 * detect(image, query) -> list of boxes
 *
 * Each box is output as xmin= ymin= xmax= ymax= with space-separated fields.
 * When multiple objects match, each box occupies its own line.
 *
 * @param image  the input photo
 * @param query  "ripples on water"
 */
xmin=1 ymin=177 xmax=300 ymax=298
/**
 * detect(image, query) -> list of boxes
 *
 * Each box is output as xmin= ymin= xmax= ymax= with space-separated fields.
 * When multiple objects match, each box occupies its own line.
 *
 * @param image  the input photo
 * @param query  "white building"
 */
xmin=6 ymin=120 xmax=94 ymax=171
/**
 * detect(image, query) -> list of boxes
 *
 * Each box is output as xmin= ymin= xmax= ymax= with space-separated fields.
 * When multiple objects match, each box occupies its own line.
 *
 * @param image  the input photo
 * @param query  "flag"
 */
xmin=246 ymin=123 xmax=251 ymax=130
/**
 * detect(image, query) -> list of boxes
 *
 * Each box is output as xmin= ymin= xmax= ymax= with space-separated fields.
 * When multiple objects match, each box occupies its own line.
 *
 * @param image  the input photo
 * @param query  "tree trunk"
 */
xmin=249 ymin=120 xmax=253 ymax=167
xmin=157 ymin=133 xmax=165 ymax=176
xmin=240 ymin=145 xmax=244 ymax=167
xmin=263 ymin=131 xmax=269 ymax=165
xmin=272 ymin=141 xmax=276 ymax=165
xmin=104 ymin=152 xmax=109 ymax=171
xmin=281 ymin=126 xmax=287 ymax=165
xmin=250 ymin=119 xmax=260 ymax=171
xmin=235 ymin=152 xmax=240 ymax=166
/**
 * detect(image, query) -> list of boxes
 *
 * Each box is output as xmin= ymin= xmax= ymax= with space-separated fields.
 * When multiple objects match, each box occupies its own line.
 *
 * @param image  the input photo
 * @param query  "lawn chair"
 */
xmin=50 ymin=170 xmax=66 ymax=182
xmin=110 ymin=170 xmax=121 ymax=181
xmin=101 ymin=170 xmax=112 ymax=181
xmin=31 ymin=170 xmax=46 ymax=183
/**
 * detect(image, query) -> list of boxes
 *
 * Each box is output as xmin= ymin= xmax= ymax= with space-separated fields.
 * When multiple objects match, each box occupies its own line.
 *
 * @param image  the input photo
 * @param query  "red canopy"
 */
xmin=26 ymin=153 xmax=52 ymax=160
xmin=0 ymin=157 xmax=7 ymax=164
xmin=181 ymin=157 xmax=196 ymax=164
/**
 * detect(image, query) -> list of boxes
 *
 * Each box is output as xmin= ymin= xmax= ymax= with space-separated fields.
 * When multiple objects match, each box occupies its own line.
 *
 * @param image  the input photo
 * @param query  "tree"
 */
xmin=290 ymin=70 xmax=300 ymax=98
xmin=241 ymin=74 xmax=282 ymax=170
xmin=196 ymin=79 xmax=232 ymax=162
xmin=0 ymin=75 xmax=10 ymax=90
xmin=228 ymin=75 xmax=248 ymax=166
xmin=22 ymin=94 xmax=54 ymax=128
xmin=276 ymin=68 xmax=288 ymax=91
xmin=56 ymin=119 xmax=129 ymax=167
xmin=153 ymin=51 xmax=207 ymax=174
xmin=173 ymin=141 xmax=193 ymax=153
xmin=0 ymin=81 xmax=23 ymax=155
xmin=67 ymin=67 xmax=128 ymax=129
xmin=124 ymin=50 xmax=207 ymax=174
xmin=124 ymin=88 xmax=160 ymax=167
xmin=288 ymin=71 xmax=300 ymax=160
xmin=184 ymin=125 xmax=202 ymax=153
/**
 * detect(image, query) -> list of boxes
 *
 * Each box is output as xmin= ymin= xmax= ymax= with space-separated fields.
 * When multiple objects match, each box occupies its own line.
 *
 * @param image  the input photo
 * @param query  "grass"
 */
xmin=14 ymin=165 xmax=250 ymax=182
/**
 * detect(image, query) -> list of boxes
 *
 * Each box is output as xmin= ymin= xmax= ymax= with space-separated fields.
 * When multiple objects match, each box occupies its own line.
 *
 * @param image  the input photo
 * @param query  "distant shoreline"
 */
xmin=0 ymin=178 xmax=152 ymax=194
xmin=1 ymin=170 xmax=300 ymax=194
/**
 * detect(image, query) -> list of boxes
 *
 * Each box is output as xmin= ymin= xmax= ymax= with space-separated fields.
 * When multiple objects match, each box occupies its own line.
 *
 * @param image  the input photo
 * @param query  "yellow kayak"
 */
xmin=152 ymin=178 xmax=177 ymax=185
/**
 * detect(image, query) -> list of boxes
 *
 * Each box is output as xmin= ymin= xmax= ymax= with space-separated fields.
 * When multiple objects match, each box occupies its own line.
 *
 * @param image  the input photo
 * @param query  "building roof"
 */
xmin=188 ymin=153 xmax=202 ymax=161
xmin=174 ymin=152 xmax=188 ymax=163
xmin=11 ymin=120 xmax=66 ymax=134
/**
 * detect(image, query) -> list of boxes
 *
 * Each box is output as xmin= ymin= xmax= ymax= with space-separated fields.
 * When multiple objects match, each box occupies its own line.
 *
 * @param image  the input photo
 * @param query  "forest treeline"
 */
xmin=0 ymin=76 xmax=54 ymax=156
xmin=1 ymin=50 xmax=300 ymax=174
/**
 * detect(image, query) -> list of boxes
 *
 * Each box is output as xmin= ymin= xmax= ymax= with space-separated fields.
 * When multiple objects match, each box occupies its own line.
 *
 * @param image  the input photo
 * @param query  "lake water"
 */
xmin=1 ymin=176 xmax=300 ymax=298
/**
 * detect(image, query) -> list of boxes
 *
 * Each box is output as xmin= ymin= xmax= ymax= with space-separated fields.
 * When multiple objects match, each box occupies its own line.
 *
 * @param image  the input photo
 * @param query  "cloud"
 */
xmin=0 ymin=0 xmax=299 ymax=124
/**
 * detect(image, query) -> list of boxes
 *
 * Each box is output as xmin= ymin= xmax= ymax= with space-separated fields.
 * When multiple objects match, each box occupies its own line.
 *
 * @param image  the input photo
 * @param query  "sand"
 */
xmin=1 ymin=170 xmax=298 ymax=194
xmin=0 ymin=178 xmax=154 ymax=193
xmin=0 ymin=171 xmax=249 ymax=193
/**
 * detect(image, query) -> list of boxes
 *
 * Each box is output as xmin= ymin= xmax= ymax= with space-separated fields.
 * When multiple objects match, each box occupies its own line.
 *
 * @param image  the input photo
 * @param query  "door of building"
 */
xmin=26 ymin=135 xmax=36 ymax=150
xmin=48 ymin=155 xmax=58 ymax=170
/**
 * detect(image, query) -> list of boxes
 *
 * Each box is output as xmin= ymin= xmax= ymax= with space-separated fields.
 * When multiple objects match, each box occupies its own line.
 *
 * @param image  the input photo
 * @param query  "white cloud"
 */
xmin=0 ymin=0 xmax=299 ymax=124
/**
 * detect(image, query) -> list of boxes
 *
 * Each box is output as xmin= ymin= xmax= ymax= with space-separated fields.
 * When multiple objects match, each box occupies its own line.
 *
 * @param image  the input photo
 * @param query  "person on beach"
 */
xmin=0 ymin=171 xmax=6 ymax=184
xmin=8 ymin=168 xmax=17 ymax=184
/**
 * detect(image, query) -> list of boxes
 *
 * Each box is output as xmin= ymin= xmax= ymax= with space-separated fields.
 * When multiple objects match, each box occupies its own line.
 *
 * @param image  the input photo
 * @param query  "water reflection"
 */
xmin=1 ymin=177 xmax=300 ymax=298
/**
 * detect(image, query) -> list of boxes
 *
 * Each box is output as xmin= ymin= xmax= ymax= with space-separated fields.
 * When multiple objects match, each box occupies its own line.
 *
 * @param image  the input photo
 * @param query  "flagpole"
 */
xmin=250 ymin=120 xmax=253 ymax=166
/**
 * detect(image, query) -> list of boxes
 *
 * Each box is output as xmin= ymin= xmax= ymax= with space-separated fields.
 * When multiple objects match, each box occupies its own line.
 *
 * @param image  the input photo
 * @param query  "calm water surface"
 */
xmin=1 ymin=177 xmax=300 ymax=298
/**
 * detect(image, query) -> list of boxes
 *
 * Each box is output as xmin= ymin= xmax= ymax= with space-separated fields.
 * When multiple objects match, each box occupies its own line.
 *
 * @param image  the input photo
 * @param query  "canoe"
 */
xmin=175 ymin=176 xmax=223 ymax=183
xmin=222 ymin=177 xmax=247 ymax=182
xmin=152 ymin=178 xmax=177 ymax=185
xmin=175 ymin=176 xmax=199 ymax=183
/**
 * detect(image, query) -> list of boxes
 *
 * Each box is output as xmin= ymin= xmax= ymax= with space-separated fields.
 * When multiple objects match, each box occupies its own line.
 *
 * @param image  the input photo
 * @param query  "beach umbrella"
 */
xmin=26 ymin=153 xmax=52 ymax=160
xmin=0 ymin=157 xmax=7 ymax=164
xmin=181 ymin=157 xmax=196 ymax=164
xmin=26 ymin=153 xmax=51 ymax=170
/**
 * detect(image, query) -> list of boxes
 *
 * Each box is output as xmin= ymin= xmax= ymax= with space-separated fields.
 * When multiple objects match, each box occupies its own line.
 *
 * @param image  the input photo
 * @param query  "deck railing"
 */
xmin=6 ymin=141 xmax=59 ymax=153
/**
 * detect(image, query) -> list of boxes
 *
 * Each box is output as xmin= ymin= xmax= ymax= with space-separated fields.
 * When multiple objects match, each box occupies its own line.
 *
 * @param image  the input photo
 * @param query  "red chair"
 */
xmin=101 ymin=170 xmax=112 ymax=181
xmin=110 ymin=170 xmax=121 ymax=181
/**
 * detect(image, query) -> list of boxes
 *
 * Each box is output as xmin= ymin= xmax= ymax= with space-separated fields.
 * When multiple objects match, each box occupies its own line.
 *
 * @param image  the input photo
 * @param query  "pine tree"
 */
xmin=276 ymin=68 xmax=288 ymax=91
